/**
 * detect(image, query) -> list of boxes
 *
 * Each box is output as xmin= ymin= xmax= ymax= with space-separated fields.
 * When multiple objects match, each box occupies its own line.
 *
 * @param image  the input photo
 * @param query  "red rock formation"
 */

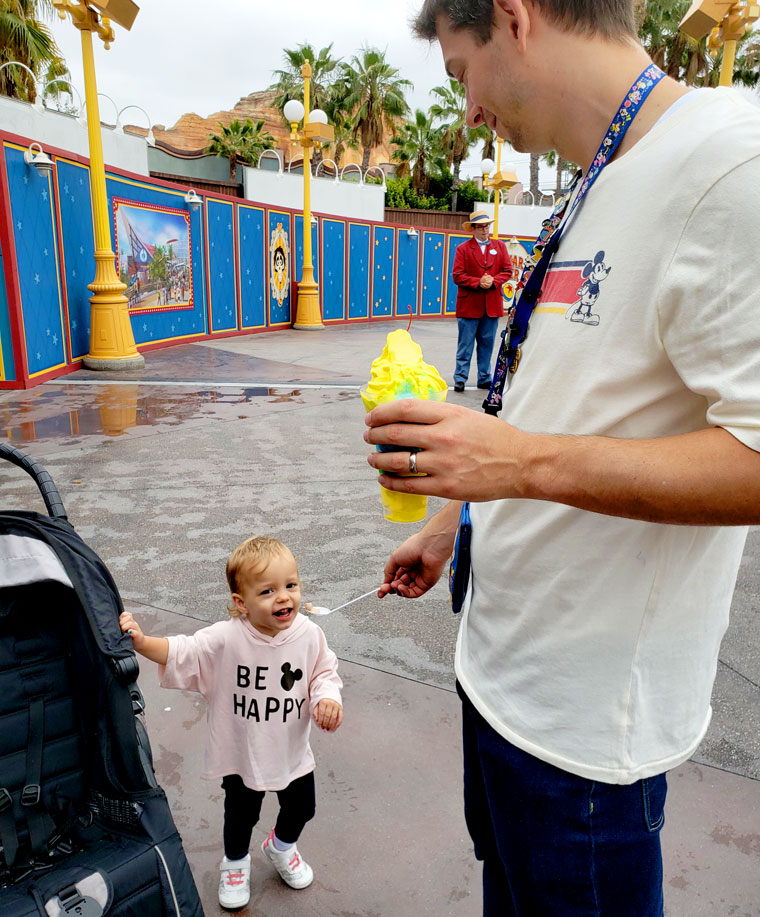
xmin=125 ymin=89 xmax=395 ymax=171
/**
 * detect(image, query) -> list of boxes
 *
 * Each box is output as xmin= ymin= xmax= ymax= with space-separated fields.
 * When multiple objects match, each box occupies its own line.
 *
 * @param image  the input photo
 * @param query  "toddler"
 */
xmin=119 ymin=535 xmax=343 ymax=909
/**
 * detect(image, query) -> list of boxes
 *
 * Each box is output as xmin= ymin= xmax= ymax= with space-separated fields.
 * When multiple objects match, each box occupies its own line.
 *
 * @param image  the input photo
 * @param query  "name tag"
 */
xmin=489 ymin=248 xmax=497 ymax=256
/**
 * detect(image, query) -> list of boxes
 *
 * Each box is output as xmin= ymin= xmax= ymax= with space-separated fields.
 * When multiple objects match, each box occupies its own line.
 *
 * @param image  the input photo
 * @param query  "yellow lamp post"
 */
xmin=480 ymin=138 xmax=518 ymax=240
xmin=679 ymin=0 xmax=760 ymax=86
xmin=283 ymin=63 xmax=334 ymax=330
xmin=52 ymin=0 xmax=144 ymax=370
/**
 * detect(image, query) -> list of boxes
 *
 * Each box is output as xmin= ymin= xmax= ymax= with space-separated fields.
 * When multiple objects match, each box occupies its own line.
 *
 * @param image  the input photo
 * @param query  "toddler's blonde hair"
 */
xmin=226 ymin=535 xmax=294 ymax=617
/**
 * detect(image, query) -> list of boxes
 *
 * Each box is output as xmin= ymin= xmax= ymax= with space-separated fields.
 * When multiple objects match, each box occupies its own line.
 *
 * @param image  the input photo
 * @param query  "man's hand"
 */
xmin=365 ymin=400 xmax=760 ymax=524
xmin=365 ymin=399 xmax=524 ymax=503
xmin=479 ymin=273 xmax=494 ymax=289
xmin=377 ymin=504 xmax=460 ymax=599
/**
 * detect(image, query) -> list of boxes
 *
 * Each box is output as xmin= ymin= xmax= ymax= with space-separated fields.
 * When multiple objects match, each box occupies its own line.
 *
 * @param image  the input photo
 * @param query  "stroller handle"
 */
xmin=0 ymin=442 xmax=68 ymax=520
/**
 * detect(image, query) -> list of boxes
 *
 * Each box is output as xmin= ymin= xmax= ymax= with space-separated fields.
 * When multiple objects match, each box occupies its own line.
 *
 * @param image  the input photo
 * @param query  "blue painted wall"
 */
xmin=0 ymin=135 xmax=535 ymax=388
xmin=266 ymin=210 xmax=292 ymax=326
xmin=4 ymin=145 xmax=66 ymax=378
xmin=0 ymin=229 xmax=14 ymax=381
xmin=396 ymin=230 xmax=420 ymax=318
xmin=347 ymin=222 xmax=370 ymax=320
xmin=371 ymin=226 xmax=395 ymax=319
xmin=207 ymin=198 xmax=237 ymax=333
xmin=238 ymin=204 xmax=266 ymax=329
xmin=322 ymin=219 xmax=346 ymax=322
xmin=106 ymin=172 xmax=208 ymax=346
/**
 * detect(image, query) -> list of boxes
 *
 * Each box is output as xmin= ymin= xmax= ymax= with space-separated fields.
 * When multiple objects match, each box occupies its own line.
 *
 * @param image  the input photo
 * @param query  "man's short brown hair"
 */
xmin=413 ymin=0 xmax=636 ymax=44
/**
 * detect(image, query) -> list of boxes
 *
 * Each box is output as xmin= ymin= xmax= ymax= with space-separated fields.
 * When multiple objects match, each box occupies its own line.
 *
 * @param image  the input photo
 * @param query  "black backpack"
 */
xmin=0 ymin=443 xmax=204 ymax=916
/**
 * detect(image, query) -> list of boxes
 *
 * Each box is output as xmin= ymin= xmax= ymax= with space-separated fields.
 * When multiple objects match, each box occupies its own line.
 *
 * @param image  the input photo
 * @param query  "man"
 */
xmin=452 ymin=210 xmax=512 ymax=392
xmin=363 ymin=1 xmax=760 ymax=914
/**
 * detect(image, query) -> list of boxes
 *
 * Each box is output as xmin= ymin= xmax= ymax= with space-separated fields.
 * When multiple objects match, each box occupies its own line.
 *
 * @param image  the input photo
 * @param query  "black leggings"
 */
xmin=221 ymin=772 xmax=316 ymax=860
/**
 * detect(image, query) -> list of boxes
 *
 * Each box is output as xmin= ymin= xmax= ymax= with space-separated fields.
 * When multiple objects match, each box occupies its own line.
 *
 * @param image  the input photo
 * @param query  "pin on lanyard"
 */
xmin=483 ymin=64 xmax=665 ymax=414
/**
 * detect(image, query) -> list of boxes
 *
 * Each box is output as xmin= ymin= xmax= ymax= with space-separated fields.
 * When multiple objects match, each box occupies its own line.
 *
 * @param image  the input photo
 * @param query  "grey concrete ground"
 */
xmin=0 ymin=319 xmax=758 ymax=915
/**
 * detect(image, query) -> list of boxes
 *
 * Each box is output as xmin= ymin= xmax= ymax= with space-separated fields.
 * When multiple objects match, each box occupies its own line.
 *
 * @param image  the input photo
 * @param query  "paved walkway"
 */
xmin=0 ymin=320 xmax=758 ymax=915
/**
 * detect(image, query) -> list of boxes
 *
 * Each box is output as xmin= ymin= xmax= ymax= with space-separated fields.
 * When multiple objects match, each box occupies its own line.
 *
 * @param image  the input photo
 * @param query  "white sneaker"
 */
xmin=261 ymin=828 xmax=314 ymax=889
xmin=218 ymin=854 xmax=251 ymax=909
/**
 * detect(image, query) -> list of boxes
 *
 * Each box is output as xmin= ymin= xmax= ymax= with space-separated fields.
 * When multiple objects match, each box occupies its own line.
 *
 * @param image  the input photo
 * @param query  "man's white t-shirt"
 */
xmin=457 ymin=88 xmax=760 ymax=784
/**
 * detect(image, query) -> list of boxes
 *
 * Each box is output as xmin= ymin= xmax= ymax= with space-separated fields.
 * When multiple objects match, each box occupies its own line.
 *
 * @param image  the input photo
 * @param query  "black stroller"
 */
xmin=0 ymin=443 xmax=204 ymax=916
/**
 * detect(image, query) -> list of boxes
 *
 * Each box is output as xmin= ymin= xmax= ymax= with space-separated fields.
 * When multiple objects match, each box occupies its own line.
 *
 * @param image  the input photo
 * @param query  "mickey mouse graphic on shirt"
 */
xmin=281 ymin=663 xmax=303 ymax=691
xmin=565 ymin=251 xmax=612 ymax=326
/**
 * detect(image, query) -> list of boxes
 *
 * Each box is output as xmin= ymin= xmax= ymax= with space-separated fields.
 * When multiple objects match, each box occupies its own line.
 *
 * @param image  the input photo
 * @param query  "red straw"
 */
xmin=407 ymin=305 xmax=413 ymax=332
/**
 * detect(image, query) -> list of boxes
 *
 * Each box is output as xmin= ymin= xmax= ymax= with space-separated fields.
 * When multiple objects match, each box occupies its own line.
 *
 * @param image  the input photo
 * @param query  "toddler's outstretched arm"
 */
xmin=119 ymin=611 xmax=170 ymax=666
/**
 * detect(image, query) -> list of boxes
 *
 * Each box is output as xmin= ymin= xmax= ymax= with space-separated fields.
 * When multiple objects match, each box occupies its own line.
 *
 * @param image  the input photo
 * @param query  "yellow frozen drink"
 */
xmin=362 ymin=328 xmax=447 ymax=523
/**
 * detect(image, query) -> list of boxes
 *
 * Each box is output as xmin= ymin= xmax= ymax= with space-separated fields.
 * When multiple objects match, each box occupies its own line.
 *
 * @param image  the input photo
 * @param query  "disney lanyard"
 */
xmin=483 ymin=63 xmax=665 ymax=415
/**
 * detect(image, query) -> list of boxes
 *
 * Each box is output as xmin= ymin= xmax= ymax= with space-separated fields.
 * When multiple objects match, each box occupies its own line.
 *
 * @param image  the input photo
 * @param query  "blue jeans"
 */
xmin=459 ymin=684 xmax=667 ymax=916
xmin=455 ymin=315 xmax=499 ymax=386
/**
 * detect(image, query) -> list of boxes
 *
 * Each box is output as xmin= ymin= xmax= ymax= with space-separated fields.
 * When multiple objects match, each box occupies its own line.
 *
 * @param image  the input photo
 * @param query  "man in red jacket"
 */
xmin=451 ymin=210 xmax=512 ymax=392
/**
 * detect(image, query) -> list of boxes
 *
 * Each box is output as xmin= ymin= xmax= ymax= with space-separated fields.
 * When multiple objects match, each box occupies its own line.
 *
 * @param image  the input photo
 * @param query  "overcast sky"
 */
xmin=48 ymin=0 xmax=550 ymax=187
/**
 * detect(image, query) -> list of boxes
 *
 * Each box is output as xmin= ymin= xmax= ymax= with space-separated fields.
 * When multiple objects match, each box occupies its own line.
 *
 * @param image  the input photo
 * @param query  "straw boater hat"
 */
xmin=463 ymin=209 xmax=495 ymax=231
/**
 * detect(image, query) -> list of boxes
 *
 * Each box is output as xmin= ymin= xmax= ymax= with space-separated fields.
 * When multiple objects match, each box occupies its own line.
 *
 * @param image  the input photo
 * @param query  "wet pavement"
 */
xmin=0 ymin=319 xmax=758 ymax=915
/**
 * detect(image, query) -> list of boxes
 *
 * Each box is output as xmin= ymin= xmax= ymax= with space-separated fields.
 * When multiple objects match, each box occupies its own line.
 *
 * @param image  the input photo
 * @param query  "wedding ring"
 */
xmin=408 ymin=451 xmax=418 ymax=475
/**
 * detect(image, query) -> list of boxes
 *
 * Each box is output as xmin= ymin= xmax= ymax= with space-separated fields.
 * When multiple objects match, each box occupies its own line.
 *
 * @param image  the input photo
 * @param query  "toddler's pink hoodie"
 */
xmin=159 ymin=613 xmax=342 ymax=791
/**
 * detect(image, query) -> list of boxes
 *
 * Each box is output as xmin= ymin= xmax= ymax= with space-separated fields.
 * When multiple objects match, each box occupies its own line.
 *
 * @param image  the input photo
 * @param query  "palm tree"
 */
xmin=637 ymin=0 xmax=703 ymax=81
xmin=326 ymin=104 xmax=358 ymax=171
xmin=430 ymin=78 xmax=492 ymax=210
xmin=390 ymin=108 xmax=447 ymax=196
xmin=0 ymin=0 xmax=64 ymax=103
xmin=338 ymin=46 xmax=411 ymax=172
xmin=529 ymin=153 xmax=540 ymax=201
xmin=481 ymin=131 xmax=496 ymax=161
xmin=206 ymin=118 xmax=276 ymax=181
xmin=41 ymin=56 xmax=75 ymax=111
xmin=732 ymin=32 xmax=760 ymax=88
xmin=541 ymin=150 xmax=578 ymax=194
xmin=270 ymin=43 xmax=340 ymax=114
xmin=636 ymin=0 xmax=757 ymax=87
xmin=270 ymin=43 xmax=341 ymax=174
xmin=149 ymin=244 xmax=169 ymax=288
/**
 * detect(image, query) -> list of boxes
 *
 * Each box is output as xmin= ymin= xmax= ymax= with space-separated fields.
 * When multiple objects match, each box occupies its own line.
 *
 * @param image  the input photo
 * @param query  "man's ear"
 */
xmin=231 ymin=592 xmax=247 ymax=614
xmin=494 ymin=0 xmax=532 ymax=52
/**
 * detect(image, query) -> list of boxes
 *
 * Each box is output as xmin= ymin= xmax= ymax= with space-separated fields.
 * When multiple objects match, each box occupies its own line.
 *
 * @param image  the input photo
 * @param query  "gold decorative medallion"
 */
xmin=269 ymin=223 xmax=290 ymax=305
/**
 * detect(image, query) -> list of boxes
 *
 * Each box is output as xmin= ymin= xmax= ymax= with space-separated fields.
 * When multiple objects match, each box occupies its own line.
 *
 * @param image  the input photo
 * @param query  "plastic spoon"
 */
xmin=304 ymin=587 xmax=381 ymax=616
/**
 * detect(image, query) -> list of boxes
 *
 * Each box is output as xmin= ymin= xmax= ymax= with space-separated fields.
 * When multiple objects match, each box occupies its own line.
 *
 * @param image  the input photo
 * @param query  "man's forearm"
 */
xmin=422 ymin=499 xmax=463 ymax=539
xmin=520 ymin=426 xmax=760 ymax=525
xmin=367 ymin=400 xmax=760 ymax=525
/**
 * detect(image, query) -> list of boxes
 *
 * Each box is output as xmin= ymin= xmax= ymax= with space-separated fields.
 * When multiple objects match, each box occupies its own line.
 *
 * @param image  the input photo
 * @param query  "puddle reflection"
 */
xmin=1 ymin=387 xmax=304 ymax=443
